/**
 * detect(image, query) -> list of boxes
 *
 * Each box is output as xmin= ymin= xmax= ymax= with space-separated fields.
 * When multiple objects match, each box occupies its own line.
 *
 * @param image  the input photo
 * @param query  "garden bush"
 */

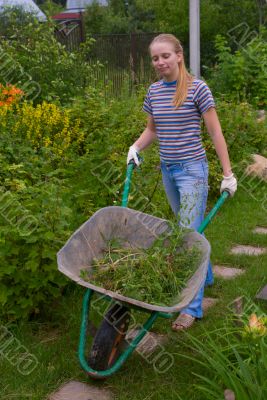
xmin=0 ymin=102 xmax=85 ymax=320
xmin=0 ymin=101 xmax=83 ymax=155
xmin=208 ymin=31 xmax=267 ymax=109
xmin=0 ymin=7 xmax=95 ymax=105
xmin=0 ymin=137 xmax=73 ymax=319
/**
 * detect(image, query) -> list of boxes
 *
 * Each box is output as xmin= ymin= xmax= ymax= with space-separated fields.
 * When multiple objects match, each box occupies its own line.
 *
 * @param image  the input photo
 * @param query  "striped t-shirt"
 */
xmin=143 ymin=79 xmax=215 ymax=163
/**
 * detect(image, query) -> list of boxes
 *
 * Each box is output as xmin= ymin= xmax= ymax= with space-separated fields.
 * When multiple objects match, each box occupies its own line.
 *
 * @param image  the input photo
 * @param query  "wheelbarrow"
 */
xmin=57 ymin=161 xmax=230 ymax=379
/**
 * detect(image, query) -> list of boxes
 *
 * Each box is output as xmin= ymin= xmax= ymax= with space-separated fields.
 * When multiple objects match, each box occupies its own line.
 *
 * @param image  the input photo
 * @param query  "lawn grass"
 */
xmin=1 ymin=177 xmax=267 ymax=400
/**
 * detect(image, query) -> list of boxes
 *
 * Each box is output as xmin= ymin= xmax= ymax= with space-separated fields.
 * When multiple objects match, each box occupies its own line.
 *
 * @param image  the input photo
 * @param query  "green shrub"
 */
xmin=202 ymin=99 xmax=267 ymax=196
xmin=0 ymin=8 xmax=95 ymax=105
xmin=208 ymin=31 xmax=267 ymax=108
xmin=0 ymin=136 xmax=74 ymax=320
xmin=0 ymin=102 xmax=84 ymax=320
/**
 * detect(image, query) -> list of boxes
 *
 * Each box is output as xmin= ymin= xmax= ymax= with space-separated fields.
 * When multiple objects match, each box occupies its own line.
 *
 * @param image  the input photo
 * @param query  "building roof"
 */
xmin=52 ymin=12 xmax=82 ymax=20
xmin=65 ymin=0 xmax=107 ymax=12
xmin=0 ymin=0 xmax=46 ymax=21
xmin=52 ymin=0 xmax=107 ymax=20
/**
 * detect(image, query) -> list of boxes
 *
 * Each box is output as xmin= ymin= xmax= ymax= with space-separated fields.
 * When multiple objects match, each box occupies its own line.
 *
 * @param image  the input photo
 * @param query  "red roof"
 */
xmin=52 ymin=12 xmax=82 ymax=20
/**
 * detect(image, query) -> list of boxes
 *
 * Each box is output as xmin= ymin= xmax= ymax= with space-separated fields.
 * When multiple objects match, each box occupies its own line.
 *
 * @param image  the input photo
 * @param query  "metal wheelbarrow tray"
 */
xmin=57 ymin=206 xmax=210 ymax=313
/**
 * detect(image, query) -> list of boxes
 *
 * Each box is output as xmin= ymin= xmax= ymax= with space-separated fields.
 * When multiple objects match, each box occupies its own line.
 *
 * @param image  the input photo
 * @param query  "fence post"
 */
xmin=79 ymin=12 xmax=86 ymax=43
xmin=130 ymin=33 xmax=138 ymax=89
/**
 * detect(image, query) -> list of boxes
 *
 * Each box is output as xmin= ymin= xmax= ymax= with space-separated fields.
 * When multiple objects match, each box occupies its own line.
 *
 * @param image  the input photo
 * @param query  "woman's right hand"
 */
xmin=127 ymin=144 xmax=140 ymax=166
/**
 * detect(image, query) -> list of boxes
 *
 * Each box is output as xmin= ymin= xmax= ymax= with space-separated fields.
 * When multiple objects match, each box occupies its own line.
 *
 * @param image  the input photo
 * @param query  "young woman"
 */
xmin=127 ymin=34 xmax=237 ymax=331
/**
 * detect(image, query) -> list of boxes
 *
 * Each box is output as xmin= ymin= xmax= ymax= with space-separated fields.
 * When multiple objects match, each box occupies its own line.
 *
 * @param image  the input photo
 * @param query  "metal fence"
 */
xmin=88 ymin=33 xmax=161 ymax=97
xmin=53 ymin=22 xmax=160 ymax=97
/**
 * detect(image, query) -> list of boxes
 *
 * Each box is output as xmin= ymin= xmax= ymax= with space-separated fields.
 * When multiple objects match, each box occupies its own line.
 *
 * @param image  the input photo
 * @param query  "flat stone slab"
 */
xmin=126 ymin=330 xmax=167 ymax=355
xmin=213 ymin=265 xmax=245 ymax=279
xmin=253 ymin=227 xmax=267 ymax=235
xmin=230 ymin=245 xmax=266 ymax=256
xmin=203 ymin=297 xmax=218 ymax=312
xmin=256 ymin=285 xmax=267 ymax=300
xmin=49 ymin=381 xmax=113 ymax=400
xmin=224 ymin=389 xmax=235 ymax=400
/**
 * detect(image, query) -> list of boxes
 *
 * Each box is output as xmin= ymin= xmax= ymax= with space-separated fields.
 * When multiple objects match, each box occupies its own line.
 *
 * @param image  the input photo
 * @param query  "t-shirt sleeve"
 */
xmin=143 ymin=88 xmax=153 ymax=115
xmin=193 ymin=81 xmax=215 ymax=114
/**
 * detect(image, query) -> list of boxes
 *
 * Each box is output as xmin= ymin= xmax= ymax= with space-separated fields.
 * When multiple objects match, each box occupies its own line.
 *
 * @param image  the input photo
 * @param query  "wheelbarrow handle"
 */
xmin=121 ymin=161 xmax=135 ymax=207
xmin=197 ymin=191 xmax=229 ymax=234
xmin=122 ymin=153 xmax=143 ymax=207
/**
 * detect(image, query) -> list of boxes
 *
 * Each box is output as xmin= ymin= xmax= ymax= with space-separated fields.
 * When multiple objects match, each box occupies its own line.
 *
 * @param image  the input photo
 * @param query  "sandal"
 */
xmin=172 ymin=314 xmax=196 ymax=331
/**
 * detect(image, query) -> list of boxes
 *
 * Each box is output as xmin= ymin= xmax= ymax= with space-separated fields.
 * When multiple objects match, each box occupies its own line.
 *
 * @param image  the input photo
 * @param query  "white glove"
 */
xmin=127 ymin=144 xmax=140 ymax=166
xmin=220 ymin=173 xmax=237 ymax=197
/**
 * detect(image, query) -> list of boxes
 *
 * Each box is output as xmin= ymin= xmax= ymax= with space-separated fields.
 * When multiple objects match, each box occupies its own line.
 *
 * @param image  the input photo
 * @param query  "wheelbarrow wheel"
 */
xmin=88 ymin=303 xmax=130 ymax=374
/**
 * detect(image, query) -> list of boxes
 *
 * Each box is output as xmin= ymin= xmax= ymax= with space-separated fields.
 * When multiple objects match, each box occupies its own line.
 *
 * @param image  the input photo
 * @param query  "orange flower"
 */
xmin=0 ymin=84 xmax=24 ymax=106
xmin=0 ymin=101 xmax=5 ymax=106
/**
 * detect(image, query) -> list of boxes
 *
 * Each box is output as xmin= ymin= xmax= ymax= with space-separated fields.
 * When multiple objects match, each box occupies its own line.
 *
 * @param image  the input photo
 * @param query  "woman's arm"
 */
xmin=203 ymin=107 xmax=232 ymax=177
xmin=203 ymin=107 xmax=237 ymax=196
xmin=133 ymin=115 xmax=157 ymax=151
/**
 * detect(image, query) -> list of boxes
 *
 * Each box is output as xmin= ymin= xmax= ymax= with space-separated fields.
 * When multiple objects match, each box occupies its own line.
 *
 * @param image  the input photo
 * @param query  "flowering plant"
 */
xmin=0 ymin=83 xmax=24 ymax=106
xmin=243 ymin=313 xmax=267 ymax=338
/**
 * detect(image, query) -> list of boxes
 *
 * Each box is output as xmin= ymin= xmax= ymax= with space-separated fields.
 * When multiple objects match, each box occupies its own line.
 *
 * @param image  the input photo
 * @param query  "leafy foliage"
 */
xmin=181 ymin=304 xmax=267 ymax=399
xmin=0 ymin=8 xmax=95 ymax=105
xmin=84 ymin=0 xmax=266 ymax=67
xmin=1 ymin=101 xmax=83 ymax=155
xmin=0 ymin=135 xmax=73 ymax=319
xmin=208 ymin=31 xmax=267 ymax=108
xmin=38 ymin=0 xmax=64 ymax=16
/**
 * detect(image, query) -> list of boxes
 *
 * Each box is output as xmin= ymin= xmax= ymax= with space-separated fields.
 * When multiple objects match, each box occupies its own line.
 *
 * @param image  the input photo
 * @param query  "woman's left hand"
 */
xmin=220 ymin=173 xmax=237 ymax=197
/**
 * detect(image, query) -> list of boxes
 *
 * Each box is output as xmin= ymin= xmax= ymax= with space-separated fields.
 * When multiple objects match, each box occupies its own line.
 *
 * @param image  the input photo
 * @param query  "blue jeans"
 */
xmin=161 ymin=158 xmax=213 ymax=319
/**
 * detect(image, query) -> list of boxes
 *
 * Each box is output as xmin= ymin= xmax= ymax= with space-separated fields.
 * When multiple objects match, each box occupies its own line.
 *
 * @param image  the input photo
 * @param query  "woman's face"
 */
xmin=150 ymin=41 xmax=182 ymax=82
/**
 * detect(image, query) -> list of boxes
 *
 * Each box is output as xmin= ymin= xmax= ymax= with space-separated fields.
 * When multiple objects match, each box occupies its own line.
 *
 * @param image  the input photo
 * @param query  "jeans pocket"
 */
xmin=183 ymin=160 xmax=208 ymax=180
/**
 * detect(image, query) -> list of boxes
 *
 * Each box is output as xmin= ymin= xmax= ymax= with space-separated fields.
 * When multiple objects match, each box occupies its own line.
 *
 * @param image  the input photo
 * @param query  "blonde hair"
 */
xmin=149 ymin=34 xmax=193 ymax=108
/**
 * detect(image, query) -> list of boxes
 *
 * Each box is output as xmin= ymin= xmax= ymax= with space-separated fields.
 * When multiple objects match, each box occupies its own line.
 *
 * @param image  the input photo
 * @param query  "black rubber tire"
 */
xmin=88 ymin=303 xmax=131 ymax=374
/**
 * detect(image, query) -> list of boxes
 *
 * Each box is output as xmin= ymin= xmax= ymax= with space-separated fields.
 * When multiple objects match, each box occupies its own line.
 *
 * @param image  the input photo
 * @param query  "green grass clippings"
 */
xmin=80 ymin=230 xmax=201 ymax=306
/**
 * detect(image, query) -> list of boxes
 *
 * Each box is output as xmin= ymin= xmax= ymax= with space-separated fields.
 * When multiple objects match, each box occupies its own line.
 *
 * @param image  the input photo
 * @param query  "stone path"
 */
xmin=256 ymin=285 xmax=267 ymax=300
xmin=203 ymin=297 xmax=218 ymax=311
xmin=49 ymin=381 xmax=113 ymax=400
xmin=224 ymin=389 xmax=236 ymax=400
xmin=229 ymin=223 xmax=266 ymax=255
xmin=228 ymin=226 xmax=267 ymax=302
xmin=253 ymin=226 xmax=267 ymax=235
xmin=213 ymin=265 xmax=244 ymax=279
xmin=230 ymin=245 xmax=266 ymax=256
xmin=126 ymin=329 xmax=167 ymax=355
